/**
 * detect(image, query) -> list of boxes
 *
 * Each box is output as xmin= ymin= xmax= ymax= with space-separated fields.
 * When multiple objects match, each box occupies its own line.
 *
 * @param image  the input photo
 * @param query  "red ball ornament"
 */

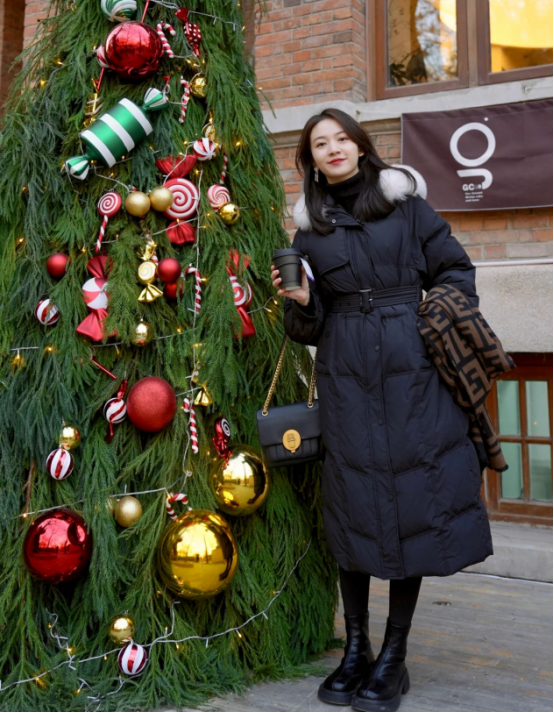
xmin=104 ymin=22 xmax=164 ymax=80
xmin=46 ymin=253 xmax=70 ymax=279
xmin=157 ymin=258 xmax=182 ymax=283
xmin=126 ymin=377 xmax=177 ymax=432
xmin=23 ymin=509 xmax=92 ymax=584
xmin=163 ymin=280 xmax=185 ymax=300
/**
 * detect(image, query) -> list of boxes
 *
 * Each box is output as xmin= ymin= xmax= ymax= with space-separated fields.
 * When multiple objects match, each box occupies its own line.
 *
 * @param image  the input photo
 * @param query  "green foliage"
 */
xmin=0 ymin=0 xmax=337 ymax=710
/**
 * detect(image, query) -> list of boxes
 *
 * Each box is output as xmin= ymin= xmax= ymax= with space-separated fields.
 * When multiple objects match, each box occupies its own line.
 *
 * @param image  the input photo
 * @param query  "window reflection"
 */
xmin=500 ymin=442 xmax=523 ymax=499
xmin=387 ymin=0 xmax=458 ymax=87
xmin=489 ymin=0 xmax=553 ymax=73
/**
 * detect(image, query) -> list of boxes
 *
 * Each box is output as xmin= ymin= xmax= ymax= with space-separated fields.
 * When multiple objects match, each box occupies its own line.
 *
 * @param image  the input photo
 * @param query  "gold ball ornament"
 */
xmin=125 ymin=191 xmax=151 ymax=217
xmin=218 ymin=202 xmax=241 ymax=225
xmin=157 ymin=509 xmax=238 ymax=599
xmin=115 ymin=496 xmax=143 ymax=527
xmin=132 ymin=320 xmax=153 ymax=347
xmin=59 ymin=424 xmax=81 ymax=450
xmin=108 ymin=615 xmax=135 ymax=644
xmin=149 ymin=187 xmax=174 ymax=212
xmin=189 ymin=73 xmax=207 ymax=98
xmin=209 ymin=445 xmax=270 ymax=516
xmin=185 ymin=56 xmax=203 ymax=73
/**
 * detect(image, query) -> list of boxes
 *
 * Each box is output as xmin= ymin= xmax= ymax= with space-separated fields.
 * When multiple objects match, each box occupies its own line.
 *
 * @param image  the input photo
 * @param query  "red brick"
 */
xmin=468 ymin=230 xmax=515 ymax=245
xmin=466 ymin=247 xmax=483 ymax=261
xmin=292 ymin=27 xmax=312 ymax=40
xmin=483 ymin=217 xmax=507 ymax=230
xmin=292 ymin=50 xmax=312 ymax=62
xmin=484 ymin=245 xmax=507 ymax=259
xmin=334 ymin=7 xmax=353 ymax=19
xmin=460 ymin=217 xmax=484 ymax=232
xmin=534 ymin=228 xmax=553 ymax=242
xmin=511 ymin=214 xmax=550 ymax=229
xmin=292 ymin=73 xmax=314 ymax=85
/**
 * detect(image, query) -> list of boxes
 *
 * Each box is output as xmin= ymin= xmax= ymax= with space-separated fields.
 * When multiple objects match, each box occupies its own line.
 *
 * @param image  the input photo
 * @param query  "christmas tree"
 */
xmin=0 ymin=1 xmax=336 ymax=709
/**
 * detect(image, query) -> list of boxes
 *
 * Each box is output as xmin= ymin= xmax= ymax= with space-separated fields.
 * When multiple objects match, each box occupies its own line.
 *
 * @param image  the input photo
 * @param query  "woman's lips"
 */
xmin=328 ymin=158 xmax=345 ymax=165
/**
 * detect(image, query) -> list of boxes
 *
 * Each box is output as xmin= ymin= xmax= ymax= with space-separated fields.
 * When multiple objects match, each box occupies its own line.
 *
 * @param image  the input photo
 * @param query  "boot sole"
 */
xmin=351 ymin=670 xmax=410 ymax=712
xmin=317 ymin=682 xmax=354 ymax=706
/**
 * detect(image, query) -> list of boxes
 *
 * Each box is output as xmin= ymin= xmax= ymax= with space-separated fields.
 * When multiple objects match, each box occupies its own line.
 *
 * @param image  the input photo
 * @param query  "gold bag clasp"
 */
xmin=283 ymin=429 xmax=301 ymax=453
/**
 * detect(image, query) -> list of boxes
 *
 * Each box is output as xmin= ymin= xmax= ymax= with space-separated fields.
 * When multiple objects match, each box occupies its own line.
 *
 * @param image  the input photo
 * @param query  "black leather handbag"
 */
xmin=256 ymin=335 xmax=324 ymax=467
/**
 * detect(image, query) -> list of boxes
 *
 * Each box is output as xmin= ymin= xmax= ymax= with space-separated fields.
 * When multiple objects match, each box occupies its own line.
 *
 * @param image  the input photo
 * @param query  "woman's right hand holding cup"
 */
xmin=271 ymin=264 xmax=311 ymax=307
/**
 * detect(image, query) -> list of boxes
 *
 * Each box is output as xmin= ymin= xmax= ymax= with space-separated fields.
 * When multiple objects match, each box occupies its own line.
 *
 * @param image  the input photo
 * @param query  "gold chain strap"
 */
xmin=261 ymin=335 xmax=317 ymax=416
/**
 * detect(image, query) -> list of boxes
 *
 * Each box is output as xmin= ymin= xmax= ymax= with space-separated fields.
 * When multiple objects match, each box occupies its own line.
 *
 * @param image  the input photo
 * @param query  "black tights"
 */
xmin=339 ymin=567 xmax=422 ymax=627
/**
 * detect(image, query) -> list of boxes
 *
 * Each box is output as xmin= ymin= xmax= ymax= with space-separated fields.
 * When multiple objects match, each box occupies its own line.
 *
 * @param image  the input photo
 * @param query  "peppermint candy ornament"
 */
xmin=46 ymin=448 xmax=74 ymax=481
xmin=96 ymin=192 xmax=122 ymax=252
xmin=162 ymin=178 xmax=199 ymax=220
xmin=192 ymin=138 xmax=216 ymax=162
xmin=104 ymin=380 xmax=128 ymax=443
xmin=35 ymin=299 xmax=60 ymax=326
xmin=229 ymin=275 xmax=253 ymax=308
xmin=207 ymin=185 xmax=230 ymax=209
xmin=100 ymin=0 xmax=137 ymax=22
xmin=118 ymin=642 xmax=148 ymax=676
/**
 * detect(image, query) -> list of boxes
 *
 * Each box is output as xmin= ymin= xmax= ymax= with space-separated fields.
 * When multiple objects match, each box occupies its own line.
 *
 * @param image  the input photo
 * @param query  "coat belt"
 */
xmin=331 ymin=286 xmax=422 ymax=313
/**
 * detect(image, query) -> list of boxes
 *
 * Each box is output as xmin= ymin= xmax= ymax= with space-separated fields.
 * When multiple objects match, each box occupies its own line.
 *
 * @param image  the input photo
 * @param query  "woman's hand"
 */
xmin=271 ymin=264 xmax=311 ymax=307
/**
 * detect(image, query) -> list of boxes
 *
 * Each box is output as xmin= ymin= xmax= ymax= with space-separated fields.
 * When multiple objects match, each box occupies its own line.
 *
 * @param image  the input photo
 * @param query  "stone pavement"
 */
xmin=178 ymin=571 xmax=552 ymax=713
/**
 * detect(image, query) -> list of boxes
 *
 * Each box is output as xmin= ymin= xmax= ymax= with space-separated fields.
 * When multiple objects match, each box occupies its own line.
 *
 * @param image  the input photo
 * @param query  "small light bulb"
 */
xmin=39 ymin=79 xmax=47 ymax=88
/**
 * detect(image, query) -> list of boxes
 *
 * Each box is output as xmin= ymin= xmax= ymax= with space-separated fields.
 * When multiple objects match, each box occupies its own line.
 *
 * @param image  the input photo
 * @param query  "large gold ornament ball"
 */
xmin=149 ymin=187 xmax=174 ymax=212
xmin=132 ymin=320 xmax=153 ymax=347
xmin=115 ymin=496 xmax=143 ymax=527
xmin=125 ymin=191 xmax=151 ymax=217
xmin=189 ymin=73 xmax=207 ymax=98
xmin=209 ymin=445 xmax=270 ymax=516
xmin=218 ymin=202 xmax=241 ymax=225
xmin=108 ymin=615 xmax=135 ymax=644
xmin=59 ymin=424 xmax=81 ymax=450
xmin=157 ymin=509 xmax=238 ymax=599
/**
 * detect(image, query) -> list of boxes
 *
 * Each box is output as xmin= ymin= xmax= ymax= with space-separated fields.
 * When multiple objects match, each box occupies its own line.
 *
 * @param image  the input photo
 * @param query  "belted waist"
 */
xmin=331 ymin=286 xmax=422 ymax=313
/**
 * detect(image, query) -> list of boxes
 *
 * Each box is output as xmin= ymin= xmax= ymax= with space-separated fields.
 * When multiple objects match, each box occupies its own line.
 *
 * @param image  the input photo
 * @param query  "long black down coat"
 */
xmin=283 ymin=168 xmax=493 ymax=579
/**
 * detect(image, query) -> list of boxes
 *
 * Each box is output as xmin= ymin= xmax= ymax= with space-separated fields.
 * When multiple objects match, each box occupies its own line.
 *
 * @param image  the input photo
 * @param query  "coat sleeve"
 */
xmin=282 ymin=231 xmax=329 ymax=346
xmin=415 ymin=196 xmax=479 ymax=308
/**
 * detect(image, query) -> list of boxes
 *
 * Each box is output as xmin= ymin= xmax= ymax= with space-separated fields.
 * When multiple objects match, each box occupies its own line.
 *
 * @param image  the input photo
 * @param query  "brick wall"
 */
xmin=24 ymin=0 xmax=48 ymax=48
xmin=0 ymin=0 xmax=25 ymax=109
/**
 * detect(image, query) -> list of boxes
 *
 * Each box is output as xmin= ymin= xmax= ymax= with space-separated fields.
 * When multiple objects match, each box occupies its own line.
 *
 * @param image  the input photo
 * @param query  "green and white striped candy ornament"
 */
xmin=100 ymin=0 xmax=137 ymax=22
xmin=66 ymin=88 xmax=167 ymax=180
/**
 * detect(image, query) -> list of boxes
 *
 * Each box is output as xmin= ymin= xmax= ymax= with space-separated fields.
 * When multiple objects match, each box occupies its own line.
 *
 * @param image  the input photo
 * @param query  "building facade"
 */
xmin=11 ymin=0 xmax=554 ymax=525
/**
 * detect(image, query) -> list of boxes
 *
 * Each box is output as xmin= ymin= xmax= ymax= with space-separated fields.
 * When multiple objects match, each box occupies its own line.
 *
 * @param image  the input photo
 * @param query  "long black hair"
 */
xmin=295 ymin=108 xmax=415 ymax=235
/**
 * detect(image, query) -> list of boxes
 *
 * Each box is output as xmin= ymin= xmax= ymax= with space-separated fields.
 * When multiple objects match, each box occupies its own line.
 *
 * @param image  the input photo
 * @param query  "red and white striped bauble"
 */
xmin=104 ymin=397 xmax=127 ymax=425
xmin=35 ymin=299 xmax=60 ymax=326
xmin=82 ymin=276 xmax=108 ymax=311
xmin=207 ymin=184 xmax=230 ymax=209
xmin=46 ymin=448 xmax=74 ymax=481
xmin=192 ymin=138 xmax=217 ymax=162
xmin=229 ymin=275 xmax=253 ymax=307
xmin=118 ymin=642 xmax=148 ymax=676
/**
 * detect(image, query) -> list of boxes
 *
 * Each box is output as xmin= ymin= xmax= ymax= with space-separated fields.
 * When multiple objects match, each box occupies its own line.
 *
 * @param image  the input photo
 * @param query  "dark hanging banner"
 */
xmin=401 ymin=99 xmax=553 ymax=211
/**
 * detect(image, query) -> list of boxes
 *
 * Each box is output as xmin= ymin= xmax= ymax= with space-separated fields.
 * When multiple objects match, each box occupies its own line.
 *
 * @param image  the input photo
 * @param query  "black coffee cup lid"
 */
xmin=273 ymin=248 xmax=302 ymax=258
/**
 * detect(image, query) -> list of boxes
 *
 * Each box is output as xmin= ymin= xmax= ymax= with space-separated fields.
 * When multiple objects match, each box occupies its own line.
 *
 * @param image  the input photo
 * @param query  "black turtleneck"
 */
xmin=325 ymin=170 xmax=364 ymax=216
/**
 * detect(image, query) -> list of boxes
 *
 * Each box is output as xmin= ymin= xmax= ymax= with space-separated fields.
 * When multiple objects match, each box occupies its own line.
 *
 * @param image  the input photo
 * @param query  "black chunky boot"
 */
xmin=317 ymin=612 xmax=374 ymax=705
xmin=351 ymin=618 xmax=411 ymax=712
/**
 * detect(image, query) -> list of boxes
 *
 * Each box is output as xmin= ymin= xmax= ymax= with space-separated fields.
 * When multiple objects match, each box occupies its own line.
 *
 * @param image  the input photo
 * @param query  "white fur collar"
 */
xmin=292 ymin=164 xmax=427 ymax=231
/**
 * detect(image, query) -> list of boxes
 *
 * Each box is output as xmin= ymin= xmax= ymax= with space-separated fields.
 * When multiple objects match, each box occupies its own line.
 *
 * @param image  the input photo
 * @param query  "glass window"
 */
xmin=500 ymin=442 xmax=523 ymax=499
xmin=526 ymin=381 xmax=550 ymax=437
xmin=529 ymin=444 xmax=552 ymax=501
xmin=387 ymin=0 xmax=458 ymax=87
xmin=497 ymin=380 xmax=521 ymax=435
xmin=489 ymin=0 xmax=553 ymax=73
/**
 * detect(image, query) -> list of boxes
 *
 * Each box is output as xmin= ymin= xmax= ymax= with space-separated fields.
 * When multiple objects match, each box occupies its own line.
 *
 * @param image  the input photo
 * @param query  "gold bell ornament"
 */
xmin=209 ymin=445 xmax=270 ymax=516
xmin=108 ymin=615 xmax=135 ymax=644
xmin=157 ymin=493 xmax=238 ymax=599
xmin=218 ymin=202 xmax=241 ymax=225
xmin=191 ymin=365 xmax=212 ymax=407
xmin=132 ymin=320 xmax=153 ymax=346
xmin=59 ymin=423 xmax=81 ymax=450
xmin=189 ymin=73 xmax=207 ymax=98
xmin=149 ymin=187 xmax=174 ymax=212
xmin=115 ymin=495 xmax=143 ymax=527
xmin=125 ymin=191 xmax=151 ymax=217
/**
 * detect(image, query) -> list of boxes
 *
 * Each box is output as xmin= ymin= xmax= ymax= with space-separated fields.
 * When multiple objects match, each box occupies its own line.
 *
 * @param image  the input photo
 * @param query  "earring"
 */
xmin=314 ymin=168 xmax=319 ymax=183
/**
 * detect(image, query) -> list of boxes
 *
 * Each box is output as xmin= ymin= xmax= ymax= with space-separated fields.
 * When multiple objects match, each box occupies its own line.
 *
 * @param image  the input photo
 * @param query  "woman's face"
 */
xmin=310 ymin=118 xmax=364 ymax=184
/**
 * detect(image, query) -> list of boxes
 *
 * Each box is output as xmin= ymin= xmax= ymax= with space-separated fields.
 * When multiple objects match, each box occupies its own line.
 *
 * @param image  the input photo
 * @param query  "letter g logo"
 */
xmin=450 ymin=122 xmax=496 ymax=190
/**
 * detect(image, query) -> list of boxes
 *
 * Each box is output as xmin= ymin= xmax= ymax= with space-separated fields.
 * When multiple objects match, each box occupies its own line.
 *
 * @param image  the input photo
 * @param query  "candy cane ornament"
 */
xmin=184 ymin=265 xmax=202 ymax=313
xmin=179 ymin=78 xmax=190 ymax=124
xmin=156 ymin=22 xmax=176 ymax=58
xmin=220 ymin=152 xmax=228 ymax=185
xmin=182 ymin=397 xmax=198 ymax=454
xmin=96 ymin=192 xmax=122 ymax=252
xmin=165 ymin=492 xmax=189 ymax=520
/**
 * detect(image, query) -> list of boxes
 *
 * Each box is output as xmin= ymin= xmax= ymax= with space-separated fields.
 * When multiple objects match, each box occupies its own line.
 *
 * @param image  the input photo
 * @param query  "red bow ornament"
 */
xmin=226 ymin=249 xmax=255 ymax=338
xmin=76 ymin=256 xmax=114 ymax=341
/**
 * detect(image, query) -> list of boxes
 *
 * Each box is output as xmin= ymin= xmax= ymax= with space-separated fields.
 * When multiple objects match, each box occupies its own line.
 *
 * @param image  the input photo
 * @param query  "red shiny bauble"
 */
xmin=23 ymin=509 xmax=93 ymax=584
xmin=46 ymin=253 xmax=70 ymax=279
xmin=163 ymin=280 xmax=185 ymax=300
xmin=104 ymin=22 xmax=164 ymax=80
xmin=126 ymin=376 xmax=177 ymax=432
xmin=157 ymin=258 xmax=182 ymax=283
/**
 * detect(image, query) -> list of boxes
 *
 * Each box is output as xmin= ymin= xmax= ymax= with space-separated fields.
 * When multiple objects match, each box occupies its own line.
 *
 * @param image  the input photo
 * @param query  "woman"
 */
xmin=271 ymin=109 xmax=493 ymax=713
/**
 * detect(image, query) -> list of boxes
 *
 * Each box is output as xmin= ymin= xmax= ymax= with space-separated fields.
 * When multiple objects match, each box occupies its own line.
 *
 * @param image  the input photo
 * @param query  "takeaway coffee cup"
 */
xmin=272 ymin=248 xmax=303 ymax=290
